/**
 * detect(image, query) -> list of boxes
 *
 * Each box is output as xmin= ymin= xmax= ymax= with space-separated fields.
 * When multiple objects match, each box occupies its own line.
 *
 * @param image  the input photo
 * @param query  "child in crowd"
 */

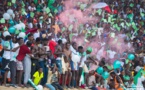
xmin=33 ymin=67 xmax=43 ymax=86
xmin=46 ymin=64 xmax=63 ymax=90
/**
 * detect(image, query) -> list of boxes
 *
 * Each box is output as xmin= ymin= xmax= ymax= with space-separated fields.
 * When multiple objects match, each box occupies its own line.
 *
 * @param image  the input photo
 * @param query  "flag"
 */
xmin=79 ymin=70 xmax=85 ymax=86
xmin=103 ymin=6 xmax=111 ymax=13
xmin=134 ymin=69 xmax=143 ymax=85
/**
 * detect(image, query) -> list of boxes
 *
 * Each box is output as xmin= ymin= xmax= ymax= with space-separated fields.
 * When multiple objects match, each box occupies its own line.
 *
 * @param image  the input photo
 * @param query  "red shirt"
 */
xmin=113 ymin=10 xmax=118 ymax=14
xmin=48 ymin=40 xmax=57 ymax=54
xmin=25 ymin=28 xmax=37 ymax=34
xmin=16 ymin=45 xmax=31 ymax=61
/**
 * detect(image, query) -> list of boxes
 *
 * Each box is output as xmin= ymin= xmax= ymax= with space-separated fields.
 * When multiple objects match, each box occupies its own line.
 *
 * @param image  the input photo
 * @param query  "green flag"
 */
xmin=61 ymin=27 xmax=66 ymax=32
xmin=22 ymin=1 xmax=25 ymax=7
xmin=1 ymin=18 xmax=5 ymax=23
xmin=45 ymin=7 xmax=50 ymax=14
xmin=130 ymin=3 xmax=134 ymax=7
xmin=12 ymin=0 xmax=16 ymax=3
xmin=127 ymin=14 xmax=133 ymax=22
xmin=80 ymin=4 xmax=87 ymax=10
xmin=30 ymin=12 xmax=35 ymax=18
xmin=21 ymin=28 xmax=26 ymax=32
xmin=34 ymin=0 xmax=38 ymax=4
xmin=48 ymin=0 xmax=55 ymax=5
xmin=108 ymin=16 xmax=112 ymax=23
xmin=4 ymin=26 xmax=7 ymax=31
xmin=134 ymin=69 xmax=143 ymax=85
xmin=68 ymin=25 xmax=73 ymax=31
xmin=69 ymin=33 xmax=73 ymax=41
xmin=121 ymin=22 xmax=124 ymax=27
xmin=92 ymin=31 xmax=96 ymax=36
xmin=79 ymin=70 xmax=85 ymax=85
xmin=15 ymin=30 xmax=20 ymax=35
xmin=132 ymin=22 xmax=138 ymax=31
xmin=49 ymin=13 xmax=53 ymax=17
xmin=110 ymin=32 xmax=115 ymax=38
xmin=54 ymin=9 xmax=58 ymax=14
xmin=22 ymin=8 xmax=27 ymax=15
xmin=140 ymin=12 xmax=145 ymax=17
xmin=96 ymin=9 xmax=102 ymax=15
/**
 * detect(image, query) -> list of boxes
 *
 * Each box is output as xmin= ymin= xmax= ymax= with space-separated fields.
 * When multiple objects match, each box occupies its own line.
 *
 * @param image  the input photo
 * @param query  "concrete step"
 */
xmin=0 ymin=86 xmax=90 ymax=90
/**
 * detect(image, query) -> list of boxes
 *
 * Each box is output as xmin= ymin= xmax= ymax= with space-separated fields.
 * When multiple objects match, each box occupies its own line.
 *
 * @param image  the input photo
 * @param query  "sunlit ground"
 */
xmin=0 ymin=86 xmax=90 ymax=90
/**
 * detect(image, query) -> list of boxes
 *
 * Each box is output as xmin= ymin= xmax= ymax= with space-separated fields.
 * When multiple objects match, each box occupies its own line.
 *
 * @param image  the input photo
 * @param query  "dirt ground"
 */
xmin=0 ymin=86 xmax=90 ymax=90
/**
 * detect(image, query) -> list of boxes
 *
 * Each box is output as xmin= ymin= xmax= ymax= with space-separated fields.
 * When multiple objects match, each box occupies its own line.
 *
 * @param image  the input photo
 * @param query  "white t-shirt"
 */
xmin=107 ymin=50 xmax=116 ymax=59
xmin=3 ymin=41 xmax=11 ymax=60
xmin=135 ymin=66 xmax=142 ymax=72
xmin=33 ymin=31 xmax=40 ymax=40
xmin=97 ymin=28 xmax=103 ymax=36
xmin=70 ymin=45 xmax=80 ymax=70
xmin=96 ymin=47 xmax=104 ymax=61
xmin=28 ymin=6 xmax=36 ymax=12
xmin=28 ymin=23 xmax=33 ymax=29
xmin=10 ymin=43 xmax=19 ymax=62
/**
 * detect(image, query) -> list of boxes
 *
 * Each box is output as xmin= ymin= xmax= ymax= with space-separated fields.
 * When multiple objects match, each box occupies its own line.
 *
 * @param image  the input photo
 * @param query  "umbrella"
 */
xmin=93 ymin=2 xmax=108 ymax=9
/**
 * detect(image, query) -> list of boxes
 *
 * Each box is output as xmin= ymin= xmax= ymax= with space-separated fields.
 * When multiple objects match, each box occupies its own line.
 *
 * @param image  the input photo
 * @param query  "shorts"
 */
xmin=56 ymin=60 xmax=62 ymax=74
xmin=16 ymin=60 xmax=23 ymax=70
xmin=70 ymin=60 xmax=78 ymax=71
xmin=1 ymin=58 xmax=10 ymax=71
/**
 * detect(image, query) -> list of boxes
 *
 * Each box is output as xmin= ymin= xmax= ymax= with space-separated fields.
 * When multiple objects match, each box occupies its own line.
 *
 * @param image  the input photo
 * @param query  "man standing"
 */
xmin=1 ymin=35 xmax=12 ymax=86
xmin=9 ymin=37 xmax=21 ymax=87
xmin=31 ymin=37 xmax=41 ymax=78
xmin=16 ymin=40 xmax=33 ymax=87
xmin=38 ymin=38 xmax=49 ymax=86
xmin=54 ymin=39 xmax=63 ymax=82
xmin=63 ymin=42 xmax=72 ymax=88
xmin=23 ymin=41 xmax=34 ymax=87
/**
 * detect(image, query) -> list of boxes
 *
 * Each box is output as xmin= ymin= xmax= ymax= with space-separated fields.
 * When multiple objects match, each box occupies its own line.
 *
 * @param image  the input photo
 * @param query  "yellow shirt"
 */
xmin=33 ymin=71 xmax=44 ymax=85
xmin=52 ymin=24 xmax=60 ymax=34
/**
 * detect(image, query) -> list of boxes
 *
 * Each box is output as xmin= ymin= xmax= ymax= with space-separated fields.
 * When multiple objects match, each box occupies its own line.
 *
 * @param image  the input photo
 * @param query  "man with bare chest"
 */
xmin=38 ymin=39 xmax=49 ymax=86
xmin=54 ymin=40 xmax=63 ymax=74
xmin=63 ymin=42 xmax=72 ymax=88
xmin=63 ymin=42 xmax=71 ymax=61
xmin=31 ymin=38 xmax=41 ymax=78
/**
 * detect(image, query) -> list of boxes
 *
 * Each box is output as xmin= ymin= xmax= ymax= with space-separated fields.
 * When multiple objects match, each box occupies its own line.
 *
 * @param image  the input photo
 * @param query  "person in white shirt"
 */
xmin=28 ymin=18 xmax=33 ymax=29
xmin=107 ymin=49 xmax=116 ymax=59
xmin=1 ymin=35 xmax=12 ymax=86
xmin=70 ymin=42 xmax=80 ymax=88
xmin=28 ymin=2 xmax=36 ymax=12
xmin=9 ymin=37 xmax=21 ymax=87
xmin=33 ymin=24 xmax=41 ymax=40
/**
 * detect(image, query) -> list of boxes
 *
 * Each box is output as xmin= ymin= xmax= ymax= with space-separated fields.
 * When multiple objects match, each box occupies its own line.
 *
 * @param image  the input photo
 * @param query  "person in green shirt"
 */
xmin=77 ymin=46 xmax=93 ymax=87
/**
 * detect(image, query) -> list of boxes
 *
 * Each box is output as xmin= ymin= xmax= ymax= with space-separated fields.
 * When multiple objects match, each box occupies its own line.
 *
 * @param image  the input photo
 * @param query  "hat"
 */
xmin=87 ymin=47 xmax=93 ymax=53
